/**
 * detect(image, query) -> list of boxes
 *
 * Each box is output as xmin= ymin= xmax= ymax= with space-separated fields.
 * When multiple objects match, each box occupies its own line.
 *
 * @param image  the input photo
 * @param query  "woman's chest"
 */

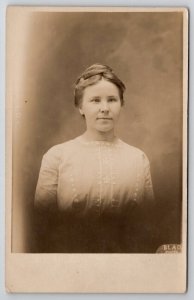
xmin=57 ymin=146 xmax=143 ymax=212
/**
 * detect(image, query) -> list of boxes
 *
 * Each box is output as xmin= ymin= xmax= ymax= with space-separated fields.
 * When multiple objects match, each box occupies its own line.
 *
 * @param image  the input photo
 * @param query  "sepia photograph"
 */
xmin=6 ymin=6 xmax=188 ymax=292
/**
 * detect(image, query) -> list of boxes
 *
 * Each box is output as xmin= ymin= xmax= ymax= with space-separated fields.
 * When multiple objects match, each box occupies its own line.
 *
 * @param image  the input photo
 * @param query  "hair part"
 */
xmin=74 ymin=63 xmax=126 ymax=107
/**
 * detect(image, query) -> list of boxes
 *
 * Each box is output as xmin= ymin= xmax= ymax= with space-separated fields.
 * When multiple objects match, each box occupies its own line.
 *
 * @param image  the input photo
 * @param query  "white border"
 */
xmin=1 ymin=0 xmax=193 ymax=298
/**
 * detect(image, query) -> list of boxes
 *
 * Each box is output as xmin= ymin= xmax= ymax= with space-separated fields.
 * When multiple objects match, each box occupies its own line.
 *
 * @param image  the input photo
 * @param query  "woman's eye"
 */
xmin=108 ymin=97 xmax=117 ymax=102
xmin=91 ymin=98 xmax=100 ymax=103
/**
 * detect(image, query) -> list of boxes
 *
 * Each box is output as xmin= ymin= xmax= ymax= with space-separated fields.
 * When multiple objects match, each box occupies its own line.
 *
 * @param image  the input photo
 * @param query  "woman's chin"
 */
xmin=96 ymin=125 xmax=114 ymax=133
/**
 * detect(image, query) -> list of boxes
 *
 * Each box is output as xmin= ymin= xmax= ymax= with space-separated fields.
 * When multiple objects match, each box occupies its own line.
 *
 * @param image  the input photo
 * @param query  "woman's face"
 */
xmin=79 ymin=79 xmax=122 ymax=134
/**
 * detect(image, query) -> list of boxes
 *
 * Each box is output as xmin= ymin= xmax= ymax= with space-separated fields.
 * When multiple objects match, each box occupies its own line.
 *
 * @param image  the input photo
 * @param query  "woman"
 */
xmin=34 ymin=63 xmax=155 ymax=253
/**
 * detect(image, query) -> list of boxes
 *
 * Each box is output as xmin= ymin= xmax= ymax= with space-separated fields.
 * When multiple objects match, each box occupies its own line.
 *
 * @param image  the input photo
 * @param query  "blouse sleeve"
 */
xmin=142 ymin=153 xmax=154 ymax=203
xmin=130 ymin=152 xmax=155 ymax=253
xmin=34 ymin=146 xmax=61 ymax=208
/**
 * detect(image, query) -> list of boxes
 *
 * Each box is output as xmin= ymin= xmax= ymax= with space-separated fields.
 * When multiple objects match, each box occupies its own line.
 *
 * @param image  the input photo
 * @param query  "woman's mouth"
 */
xmin=97 ymin=117 xmax=112 ymax=120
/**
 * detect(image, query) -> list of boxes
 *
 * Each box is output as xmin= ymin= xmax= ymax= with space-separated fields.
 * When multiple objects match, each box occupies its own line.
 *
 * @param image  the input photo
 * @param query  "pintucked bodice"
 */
xmin=35 ymin=136 xmax=154 ymax=216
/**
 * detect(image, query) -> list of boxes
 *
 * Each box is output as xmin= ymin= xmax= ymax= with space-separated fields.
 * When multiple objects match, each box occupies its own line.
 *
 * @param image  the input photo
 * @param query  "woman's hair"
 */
xmin=74 ymin=63 xmax=126 ymax=107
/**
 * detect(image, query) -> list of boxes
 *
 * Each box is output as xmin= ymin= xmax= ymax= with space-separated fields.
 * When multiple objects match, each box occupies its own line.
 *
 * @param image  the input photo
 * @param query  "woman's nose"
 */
xmin=100 ymin=101 xmax=109 ymax=113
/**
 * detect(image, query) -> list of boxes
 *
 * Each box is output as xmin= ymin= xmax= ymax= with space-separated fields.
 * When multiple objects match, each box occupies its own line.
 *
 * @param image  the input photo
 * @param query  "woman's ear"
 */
xmin=79 ymin=107 xmax=84 ymax=116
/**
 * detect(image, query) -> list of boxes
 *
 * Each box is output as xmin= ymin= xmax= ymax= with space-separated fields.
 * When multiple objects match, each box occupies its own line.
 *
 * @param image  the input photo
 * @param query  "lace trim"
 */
xmin=71 ymin=137 xmax=140 ymax=213
xmin=75 ymin=136 xmax=121 ymax=147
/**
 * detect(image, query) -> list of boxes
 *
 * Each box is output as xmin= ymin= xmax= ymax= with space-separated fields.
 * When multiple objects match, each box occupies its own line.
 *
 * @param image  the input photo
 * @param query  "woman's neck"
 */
xmin=81 ymin=129 xmax=116 ymax=142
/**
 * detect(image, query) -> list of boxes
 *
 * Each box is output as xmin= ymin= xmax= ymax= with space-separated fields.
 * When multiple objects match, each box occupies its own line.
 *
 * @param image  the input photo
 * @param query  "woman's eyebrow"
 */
xmin=91 ymin=96 xmax=100 ymax=99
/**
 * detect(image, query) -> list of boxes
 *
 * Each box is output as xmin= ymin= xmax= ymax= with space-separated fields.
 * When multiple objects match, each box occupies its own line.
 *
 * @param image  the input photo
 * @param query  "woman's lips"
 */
xmin=97 ymin=117 xmax=112 ymax=120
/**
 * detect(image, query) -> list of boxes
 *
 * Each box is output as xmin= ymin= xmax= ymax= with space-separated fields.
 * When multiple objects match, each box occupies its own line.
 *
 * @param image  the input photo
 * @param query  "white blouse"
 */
xmin=35 ymin=136 xmax=154 ymax=216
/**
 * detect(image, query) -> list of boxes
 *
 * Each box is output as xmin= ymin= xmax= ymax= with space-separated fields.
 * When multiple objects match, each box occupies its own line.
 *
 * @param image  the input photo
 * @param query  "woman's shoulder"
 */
xmin=119 ymin=139 xmax=145 ymax=154
xmin=118 ymin=139 xmax=150 ymax=162
xmin=43 ymin=138 xmax=77 ymax=160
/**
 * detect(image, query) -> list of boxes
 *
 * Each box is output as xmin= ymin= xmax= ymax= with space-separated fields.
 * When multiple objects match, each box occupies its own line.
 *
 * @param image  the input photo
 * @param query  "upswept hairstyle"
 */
xmin=74 ymin=63 xmax=126 ymax=107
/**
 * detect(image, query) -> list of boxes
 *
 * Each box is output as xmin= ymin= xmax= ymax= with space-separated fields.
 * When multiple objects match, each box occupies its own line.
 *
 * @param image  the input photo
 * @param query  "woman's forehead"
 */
xmin=83 ymin=79 xmax=120 ymax=97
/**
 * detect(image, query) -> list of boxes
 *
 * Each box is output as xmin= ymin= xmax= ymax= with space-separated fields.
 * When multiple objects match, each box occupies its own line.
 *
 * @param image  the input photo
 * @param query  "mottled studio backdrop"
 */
xmin=11 ymin=11 xmax=183 ymax=252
